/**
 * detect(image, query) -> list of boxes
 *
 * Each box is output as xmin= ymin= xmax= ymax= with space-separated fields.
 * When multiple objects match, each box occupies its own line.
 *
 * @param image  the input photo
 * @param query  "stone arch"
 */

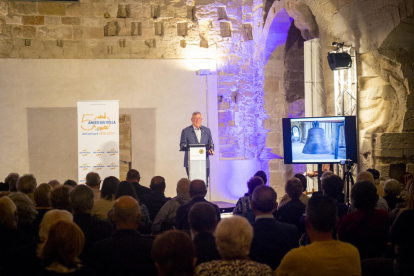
xmin=259 ymin=2 xmax=320 ymax=195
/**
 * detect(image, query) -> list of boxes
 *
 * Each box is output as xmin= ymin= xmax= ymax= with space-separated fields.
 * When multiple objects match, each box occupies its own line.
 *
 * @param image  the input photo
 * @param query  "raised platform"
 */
xmin=212 ymin=201 xmax=236 ymax=213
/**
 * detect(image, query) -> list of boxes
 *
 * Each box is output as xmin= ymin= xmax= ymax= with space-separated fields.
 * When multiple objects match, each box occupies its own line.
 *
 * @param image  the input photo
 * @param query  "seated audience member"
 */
xmin=383 ymin=179 xmax=405 ymax=211
xmin=33 ymin=183 xmax=52 ymax=226
xmin=0 ymin=196 xmax=37 ymax=270
xmin=276 ymin=195 xmax=361 ymax=276
xmin=233 ymin=176 xmax=264 ymax=222
xmin=70 ymin=185 xmax=113 ymax=261
xmin=390 ymin=184 xmax=414 ymax=247
xmin=389 ymin=179 xmax=411 ymax=224
xmin=125 ymin=169 xmax=151 ymax=200
xmin=3 ymin=173 xmax=19 ymax=192
xmin=85 ymin=172 xmax=101 ymax=201
xmin=322 ymin=174 xmax=348 ymax=220
xmin=39 ymin=220 xmax=96 ymax=275
xmin=38 ymin=209 xmax=74 ymax=252
xmin=152 ymin=230 xmax=196 ymax=276
xmin=16 ymin=174 xmax=37 ymax=204
xmin=277 ymin=178 xmax=306 ymax=235
xmin=249 ymin=186 xmax=299 ymax=270
xmin=110 ymin=181 xmax=152 ymax=233
xmin=352 ymin=171 xmax=389 ymax=212
xmin=48 ymin=180 xmax=60 ymax=189
xmin=9 ymin=192 xmax=38 ymax=238
xmin=338 ymin=181 xmax=389 ymax=259
xmin=63 ymin=179 xmax=77 ymax=188
xmin=90 ymin=196 xmax=157 ymax=276
xmin=196 ymin=216 xmax=272 ymax=276
xmin=367 ymin=168 xmax=384 ymax=197
xmin=189 ymin=202 xmax=220 ymax=265
xmin=152 ymin=178 xmax=191 ymax=234
xmin=92 ymin=176 xmax=119 ymax=220
xmin=141 ymin=176 xmax=171 ymax=221
xmin=175 ymin=180 xmax=221 ymax=231
xmin=278 ymin=173 xmax=310 ymax=208
xmin=254 ymin=170 xmax=268 ymax=185
xmin=50 ymin=185 xmax=71 ymax=212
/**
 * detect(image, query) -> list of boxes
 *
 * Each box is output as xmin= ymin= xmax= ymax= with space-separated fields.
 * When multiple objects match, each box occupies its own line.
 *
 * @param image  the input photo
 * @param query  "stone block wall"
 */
xmin=119 ymin=114 xmax=131 ymax=181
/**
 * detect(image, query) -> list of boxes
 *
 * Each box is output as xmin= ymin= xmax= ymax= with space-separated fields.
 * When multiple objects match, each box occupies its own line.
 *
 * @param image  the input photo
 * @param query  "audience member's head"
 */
xmin=101 ymin=176 xmax=119 ymax=201
xmin=285 ymin=178 xmax=303 ymax=199
xmin=0 ymin=196 xmax=17 ymax=229
xmin=39 ymin=209 xmax=73 ymax=243
xmin=69 ymin=185 xmax=94 ymax=214
xmin=116 ymin=181 xmax=138 ymax=200
xmin=189 ymin=180 xmax=207 ymax=198
xmin=40 ymin=220 xmax=85 ymax=268
xmin=306 ymin=194 xmax=338 ymax=233
xmin=189 ymin=202 xmax=217 ymax=235
xmin=215 ymin=216 xmax=253 ymax=259
xmin=111 ymin=196 xmax=141 ymax=229
xmin=247 ymin=176 xmax=264 ymax=195
xmin=9 ymin=192 xmax=37 ymax=226
xmin=50 ymin=185 xmax=71 ymax=211
xmin=85 ymin=172 xmax=101 ymax=189
xmin=48 ymin=180 xmax=60 ymax=189
xmin=320 ymin=171 xmax=335 ymax=181
xmin=0 ymin=191 xmax=11 ymax=198
xmin=16 ymin=174 xmax=37 ymax=194
xmin=322 ymin=174 xmax=344 ymax=201
xmin=152 ymin=230 xmax=196 ymax=276
xmin=356 ymin=171 xmax=375 ymax=184
xmin=63 ymin=179 xmax=77 ymax=188
xmin=34 ymin=183 xmax=52 ymax=208
xmin=252 ymin=185 xmax=277 ymax=214
xmin=150 ymin=176 xmax=166 ymax=193
xmin=254 ymin=170 xmax=268 ymax=185
xmin=367 ymin=168 xmax=380 ymax=184
xmin=126 ymin=169 xmax=140 ymax=183
xmin=294 ymin=173 xmax=307 ymax=192
xmin=351 ymin=181 xmax=378 ymax=211
xmin=176 ymin=178 xmax=190 ymax=196
xmin=384 ymin=179 xmax=401 ymax=197
xmin=5 ymin=173 xmax=19 ymax=192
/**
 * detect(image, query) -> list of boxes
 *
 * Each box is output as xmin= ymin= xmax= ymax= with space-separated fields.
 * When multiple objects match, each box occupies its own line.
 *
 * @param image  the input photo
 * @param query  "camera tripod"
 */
xmin=342 ymin=161 xmax=355 ymax=206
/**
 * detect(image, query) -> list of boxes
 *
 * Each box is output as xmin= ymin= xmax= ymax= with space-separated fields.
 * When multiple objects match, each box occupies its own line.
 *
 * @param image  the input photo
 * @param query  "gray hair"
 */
xmin=0 ymin=196 xmax=17 ymax=228
xmin=215 ymin=216 xmax=253 ymax=259
xmin=39 ymin=209 xmax=73 ymax=243
xmin=384 ymin=179 xmax=402 ymax=197
xmin=17 ymin=174 xmax=37 ymax=194
xmin=9 ymin=192 xmax=37 ymax=225
xmin=192 ymin=111 xmax=201 ymax=118
xmin=69 ymin=185 xmax=94 ymax=214
xmin=5 ymin=173 xmax=19 ymax=184
xmin=356 ymin=171 xmax=375 ymax=184
xmin=86 ymin=172 xmax=101 ymax=188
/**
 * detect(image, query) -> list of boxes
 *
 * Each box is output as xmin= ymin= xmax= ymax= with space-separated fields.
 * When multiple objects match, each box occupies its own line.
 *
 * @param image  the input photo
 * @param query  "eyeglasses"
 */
xmin=192 ymin=117 xmax=202 ymax=121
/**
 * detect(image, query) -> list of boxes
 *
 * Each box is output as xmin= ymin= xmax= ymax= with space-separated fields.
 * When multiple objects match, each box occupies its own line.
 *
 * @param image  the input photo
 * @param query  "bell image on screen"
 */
xmin=282 ymin=116 xmax=357 ymax=164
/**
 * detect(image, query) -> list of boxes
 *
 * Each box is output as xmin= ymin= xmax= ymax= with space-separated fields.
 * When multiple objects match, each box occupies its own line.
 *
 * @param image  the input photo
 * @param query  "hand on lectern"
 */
xmin=209 ymin=149 xmax=214 ymax=155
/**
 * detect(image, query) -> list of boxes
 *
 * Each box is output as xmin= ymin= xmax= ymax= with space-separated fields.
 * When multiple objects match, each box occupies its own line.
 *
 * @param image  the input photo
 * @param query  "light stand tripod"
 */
xmin=342 ymin=160 xmax=355 ymax=206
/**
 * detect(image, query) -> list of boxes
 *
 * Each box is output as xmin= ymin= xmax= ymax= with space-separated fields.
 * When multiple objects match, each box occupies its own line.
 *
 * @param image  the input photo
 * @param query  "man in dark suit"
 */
xmin=89 ymin=196 xmax=157 ymax=276
xmin=175 ymin=180 xmax=221 ymax=231
xmin=180 ymin=112 xmax=214 ymax=178
xmin=125 ymin=169 xmax=151 ymax=201
xmin=140 ymin=176 xmax=171 ymax=221
xmin=249 ymin=185 xmax=299 ymax=270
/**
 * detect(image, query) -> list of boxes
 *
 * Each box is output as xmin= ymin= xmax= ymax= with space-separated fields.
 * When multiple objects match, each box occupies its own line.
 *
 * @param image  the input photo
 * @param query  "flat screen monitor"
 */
xmin=282 ymin=116 xmax=357 ymax=164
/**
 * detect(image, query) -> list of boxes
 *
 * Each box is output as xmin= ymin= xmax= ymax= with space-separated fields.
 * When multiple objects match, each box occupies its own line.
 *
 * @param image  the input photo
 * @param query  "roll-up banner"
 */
xmin=77 ymin=100 xmax=119 ymax=186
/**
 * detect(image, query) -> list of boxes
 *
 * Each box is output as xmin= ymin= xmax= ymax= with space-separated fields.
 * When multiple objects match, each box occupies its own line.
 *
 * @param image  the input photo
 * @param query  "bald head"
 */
xmin=189 ymin=180 xmax=207 ymax=198
xmin=150 ymin=176 xmax=166 ymax=193
xmin=112 ymin=196 xmax=141 ymax=229
xmin=252 ymin=186 xmax=277 ymax=214
xmin=39 ymin=209 xmax=73 ymax=242
xmin=176 ymin=178 xmax=190 ymax=195
xmin=0 ymin=196 xmax=17 ymax=229
xmin=356 ymin=171 xmax=375 ymax=184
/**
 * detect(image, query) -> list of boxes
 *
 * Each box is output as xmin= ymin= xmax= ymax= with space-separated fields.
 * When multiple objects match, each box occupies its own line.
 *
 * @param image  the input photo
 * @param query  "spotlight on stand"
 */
xmin=327 ymin=42 xmax=352 ymax=71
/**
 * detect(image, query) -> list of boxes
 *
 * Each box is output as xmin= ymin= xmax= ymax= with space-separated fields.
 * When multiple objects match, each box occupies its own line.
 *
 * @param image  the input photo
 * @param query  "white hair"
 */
xmin=384 ymin=179 xmax=401 ymax=197
xmin=39 ymin=209 xmax=73 ymax=242
xmin=192 ymin=111 xmax=201 ymax=117
xmin=215 ymin=216 xmax=253 ymax=259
